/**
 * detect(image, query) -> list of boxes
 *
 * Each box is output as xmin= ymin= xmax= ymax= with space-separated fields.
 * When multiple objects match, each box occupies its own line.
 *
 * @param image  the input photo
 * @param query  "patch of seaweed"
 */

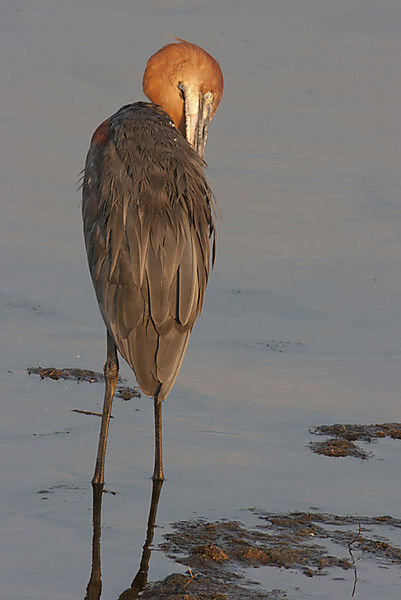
xmin=161 ymin=517 xmax=352 ymax=581
xmin=140 ymin=572 xmax=285 ymax=600
xmin=158 ymin=509 xmax=401 ymax=598
xmin=309 ymin=423 xmax=401 ymax=458
xmin=27 ymin=365 xmax=140 ymax=401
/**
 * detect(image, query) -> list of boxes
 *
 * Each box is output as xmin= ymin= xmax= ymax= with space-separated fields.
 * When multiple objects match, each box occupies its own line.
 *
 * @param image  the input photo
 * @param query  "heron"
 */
xmin=82 ymin=39 xmax=223 ymax=485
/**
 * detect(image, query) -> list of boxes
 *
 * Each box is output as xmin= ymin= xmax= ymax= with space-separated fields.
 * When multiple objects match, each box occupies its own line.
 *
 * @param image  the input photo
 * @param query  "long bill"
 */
xmin=183 ymin=88 xmax=213 ymax=159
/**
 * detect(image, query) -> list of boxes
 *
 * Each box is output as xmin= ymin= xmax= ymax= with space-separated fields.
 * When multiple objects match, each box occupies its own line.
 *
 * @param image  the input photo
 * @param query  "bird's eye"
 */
xmin=178 ymin=82 xmax=185 ymax=99
xmin=204 ymin=91 xmax=213 ymax=103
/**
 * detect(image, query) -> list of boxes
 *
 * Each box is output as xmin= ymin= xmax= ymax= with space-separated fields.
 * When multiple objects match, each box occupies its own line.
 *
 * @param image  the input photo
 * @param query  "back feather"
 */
xmin=82 ymin=103 xmax=215 ymax=399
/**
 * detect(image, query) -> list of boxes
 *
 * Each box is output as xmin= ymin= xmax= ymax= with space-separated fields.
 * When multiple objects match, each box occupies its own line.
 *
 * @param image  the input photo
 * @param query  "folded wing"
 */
xmin=82 ymin=103 xmax=215 ymax=399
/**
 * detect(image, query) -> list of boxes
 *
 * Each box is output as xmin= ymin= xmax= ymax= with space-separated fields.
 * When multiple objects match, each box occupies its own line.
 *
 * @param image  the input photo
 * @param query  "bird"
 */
xmin=82 ymin=39 xmax=223 ymax=485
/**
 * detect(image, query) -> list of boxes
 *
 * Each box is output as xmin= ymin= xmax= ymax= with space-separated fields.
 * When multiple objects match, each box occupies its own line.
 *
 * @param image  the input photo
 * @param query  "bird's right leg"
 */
xmin=92 ymin=331 xmax=119 ymax=485
xmin=152 ymin=395 xmax=164 ymax=481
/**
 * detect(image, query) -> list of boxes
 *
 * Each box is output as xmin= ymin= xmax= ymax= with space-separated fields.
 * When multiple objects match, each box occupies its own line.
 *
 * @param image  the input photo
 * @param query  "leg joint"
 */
xmin=104 ymin=359 xmax=118 ymax=379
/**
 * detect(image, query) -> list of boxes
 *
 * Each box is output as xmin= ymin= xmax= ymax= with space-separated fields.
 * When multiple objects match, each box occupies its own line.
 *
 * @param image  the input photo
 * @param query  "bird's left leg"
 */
xmin=92 ymin=331 xmax=119 ymax=485
xmin=152 ymin=395 xmax=164 ymax=481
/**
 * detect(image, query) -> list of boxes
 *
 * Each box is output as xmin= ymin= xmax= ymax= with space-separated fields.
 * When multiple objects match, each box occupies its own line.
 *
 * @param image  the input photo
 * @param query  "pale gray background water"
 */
xmin=1 ymin=1 xmax=401 ymax=598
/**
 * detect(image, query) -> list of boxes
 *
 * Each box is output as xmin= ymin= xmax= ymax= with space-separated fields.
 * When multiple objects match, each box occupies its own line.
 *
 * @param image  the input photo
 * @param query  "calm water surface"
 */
xmin=1 ymin=1 xmax=401 ymax=598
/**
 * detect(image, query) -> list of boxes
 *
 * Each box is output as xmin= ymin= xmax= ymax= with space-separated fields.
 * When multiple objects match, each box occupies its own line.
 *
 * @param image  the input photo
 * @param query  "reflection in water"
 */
xmin=84 ymin=479 xmax=164 ymax=600
xmin=84 ymin=484 xmax=104 ymax=600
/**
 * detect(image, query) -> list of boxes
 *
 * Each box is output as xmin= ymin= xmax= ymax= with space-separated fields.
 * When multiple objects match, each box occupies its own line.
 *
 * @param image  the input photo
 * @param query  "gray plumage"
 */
xmin=82 ymin=102 xmax=216 ymax=400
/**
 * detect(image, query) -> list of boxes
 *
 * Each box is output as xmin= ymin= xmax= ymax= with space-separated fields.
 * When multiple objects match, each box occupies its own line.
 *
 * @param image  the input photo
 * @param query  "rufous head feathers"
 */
xmin=143 ymin=39 xmax=223 ymax=156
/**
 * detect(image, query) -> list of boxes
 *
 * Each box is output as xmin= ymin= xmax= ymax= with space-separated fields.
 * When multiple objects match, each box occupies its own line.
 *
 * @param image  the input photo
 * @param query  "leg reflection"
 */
xmin=84 ymin=483 xmax=104 ymax=600
xmin=84 ymin=479 xmax=164 ymax=600
xmin=119 ymin=478 xmax=164 ymax=599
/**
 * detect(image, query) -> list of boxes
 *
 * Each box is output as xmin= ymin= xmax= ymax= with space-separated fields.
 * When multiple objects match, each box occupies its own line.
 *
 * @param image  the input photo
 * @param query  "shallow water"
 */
xmin=2 ymin=1 xmax=401 ymax=598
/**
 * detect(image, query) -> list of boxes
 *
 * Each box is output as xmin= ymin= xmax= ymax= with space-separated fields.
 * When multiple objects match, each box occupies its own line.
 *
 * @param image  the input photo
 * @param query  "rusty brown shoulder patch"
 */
xmin=91 ymin=118 xmax=110 ymax=145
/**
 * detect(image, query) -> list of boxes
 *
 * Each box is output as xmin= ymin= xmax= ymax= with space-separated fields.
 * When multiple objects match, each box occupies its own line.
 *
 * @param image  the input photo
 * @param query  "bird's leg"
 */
xmin=92 ymin=331 xmax=119 ymax=485
xmin=152 ymin=395 xmax=164 ymax=481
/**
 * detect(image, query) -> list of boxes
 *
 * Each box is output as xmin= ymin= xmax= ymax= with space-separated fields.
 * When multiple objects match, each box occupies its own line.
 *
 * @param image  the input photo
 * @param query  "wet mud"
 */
xmin=140 ymin=511 xmax=401 ymax=599
xmin=309 ymin=423 xmax=401 ymax=458
xmin=27 ymin=365 xmax=140 ymax=400
xmin=139 ymin=571 xmax=283 ymax=599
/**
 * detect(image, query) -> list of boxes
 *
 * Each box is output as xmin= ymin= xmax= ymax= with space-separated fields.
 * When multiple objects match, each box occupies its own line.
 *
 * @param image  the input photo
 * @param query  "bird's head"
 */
xmin=143 ymin=38 xmax=223 ymax=158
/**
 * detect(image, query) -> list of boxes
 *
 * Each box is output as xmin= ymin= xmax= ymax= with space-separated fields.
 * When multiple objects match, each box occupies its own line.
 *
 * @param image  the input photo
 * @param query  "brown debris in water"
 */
xmin=27 ymin=365 xmax=140 ymax=401
xmin=27 ymin=366 xmax=104 ymax=383
xmin=71 ymin=409 xmax=112 ymax=418
xmin=162 ymin=516 xmax=353 ymax=581
xmin=140 ymin=571 xmax=284 ymax=600
xmin=116 ymin=385 xmax=140 ymax=401
xmin=309 ymin=423 xmax=401 ymax=458
xmin=256 ymin=511 xmax=401 ymax=566
xmin=153 ymin=509 xmax=401 ymax=599
xmin=119 ymin=511 xmax=401 ymax=599
xmin=312 ymin=423 xmax=401 ymax=441
xmin=192 ymin=544 xmax=229 ymax=563
xmin=309 ymin=437 xmax=370 ymax=459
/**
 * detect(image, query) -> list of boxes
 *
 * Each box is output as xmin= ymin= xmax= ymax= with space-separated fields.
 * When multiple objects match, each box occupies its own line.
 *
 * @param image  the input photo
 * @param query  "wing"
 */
xmin=82 ymin=103 xmax=216 ymax=399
